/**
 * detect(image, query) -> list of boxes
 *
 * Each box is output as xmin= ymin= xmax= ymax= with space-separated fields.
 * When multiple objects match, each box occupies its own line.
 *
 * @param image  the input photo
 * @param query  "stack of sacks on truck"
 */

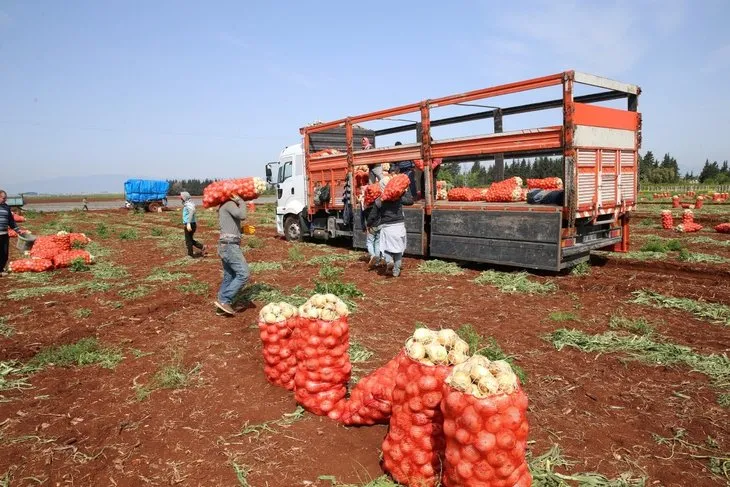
xmin=9 ymin=232 xmax=93 ymax=273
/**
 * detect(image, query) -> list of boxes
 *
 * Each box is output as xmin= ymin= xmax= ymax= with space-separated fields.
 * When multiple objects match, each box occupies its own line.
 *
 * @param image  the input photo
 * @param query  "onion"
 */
xmin=450 ymin=370 xmax=472 ymax=390
xmin=406 ymin=340 xmax=426 ymax=361
xmin=488 ymin=359 xmax=512 ymax=376
xmin=335 ymin=301 xmax=349 ymax=316
xmin=413 ymin=328 xmax=435 ymax=343
xmin=496 ymin=372 xmax=518 ymax=394
xmin=470 ymin=364 xmax=490 ymax=381
xmin=448 ymin=350 xmax=468 ymax=366
xmin=453 ymin=340 xmax=470 ymax=355
xmin=311 ymin=294 xmax=327 ymax=307
xmin=426 ymin=343 xmax=448 ymax=364
xmin=325 ymin=293 xmax=338 ymax=303
xmin=437 ymin=329 xmax=457 ymax=347
xmin=264 ymin=312 xmax=278 ymax=324
xmin=477 ymin=372 xmax=500 ymax=395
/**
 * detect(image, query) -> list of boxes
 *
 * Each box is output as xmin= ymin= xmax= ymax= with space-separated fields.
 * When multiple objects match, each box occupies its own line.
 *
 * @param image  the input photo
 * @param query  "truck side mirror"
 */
xmin=265 ymin=166 xmax=273 ymax=184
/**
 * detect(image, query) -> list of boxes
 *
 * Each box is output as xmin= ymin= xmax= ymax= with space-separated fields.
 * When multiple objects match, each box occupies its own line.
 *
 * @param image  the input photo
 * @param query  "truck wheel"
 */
xmin=147 ymin=202 xmax=161 ymax=213
xmin=284 ymin=215 xmax=302 ymax=241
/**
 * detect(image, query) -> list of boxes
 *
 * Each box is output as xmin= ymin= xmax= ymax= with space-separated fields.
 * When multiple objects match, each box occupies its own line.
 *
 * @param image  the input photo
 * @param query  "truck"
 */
xmin=266 ymin=71 xmax=641 ymax=271
xmin=124 ymin=179 xmax=170 ymax=212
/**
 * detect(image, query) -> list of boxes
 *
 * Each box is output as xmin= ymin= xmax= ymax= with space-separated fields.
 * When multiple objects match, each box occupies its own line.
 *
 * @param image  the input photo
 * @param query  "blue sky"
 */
xmin=1 ymin=0 xmax=729 ymax=190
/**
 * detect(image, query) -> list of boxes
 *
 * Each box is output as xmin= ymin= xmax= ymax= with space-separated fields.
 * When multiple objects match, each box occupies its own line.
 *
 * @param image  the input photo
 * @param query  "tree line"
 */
xmin=438 ymin=157 xmax=563 ymax=188
xmin=166 ymin=179 xmax=216 ymax=196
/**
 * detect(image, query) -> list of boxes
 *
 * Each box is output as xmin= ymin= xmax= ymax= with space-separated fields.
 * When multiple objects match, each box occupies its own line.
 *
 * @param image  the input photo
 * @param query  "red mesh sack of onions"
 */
xmin=338 ymin=352 xmax=404 ymax=426
xmin=414 ymin=158 xmax=443 ymax=171
xmin=258 ymin=302 xmax=299 ymax=391
xmin=68 ymin=233 xmax=91 ymax=246
xmin=484 ymin=177 xmax=524 ymax=202
xmin=715 ymin=223 xmax=730 ymax=234
xmin=294 ymin=294 xmax=352 ymax=418
xmin=52 ymin=250 xmax=93 ymax=269
xmin=441 ymin=356 xmax=531 ymax=487
xmin=526 ymin=177 xmax=563 ymax=190
xmin=676 ymin=222 xmax=703 ymax=233
xmin=355 ymin=165 xmax=370 ymax=185
xmin=364 ymin=183 xmax=382 ymax=207
xmin=30 ymin=233 xmax=72 ymax=259
xmin=202 ymin=177 xmax=267 ymax=208
xmin=382 ymin=174 xmax=411 ymax=201
xmin=8 ymin=229 xmax=18 ymax=238
xmin=448 ymin=188 xmax=482 ymax=202
xmin=382 ymin=328 xmax=471 ymax=487
xmin=682 ymin=209 xmax=694 ymax=225
xmin=9 ymin=258 xmax=54 ymax=273
xmin=11 ymin=212 xmax=25 ymax=223
xmin=660 ymin=210 xmax=674 ymax=230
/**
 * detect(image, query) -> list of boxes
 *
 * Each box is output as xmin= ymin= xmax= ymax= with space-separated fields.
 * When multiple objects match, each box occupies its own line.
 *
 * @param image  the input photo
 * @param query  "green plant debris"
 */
xmin=7 ymin=281 xmax=111 ymax=301
xmin=688 ymin=236 xmax=730 ymax=247
xmin=1 ymin=361 xmax=34 ymax=398
xmin=677 ymin=250 xmax=729 ymax=264
xmin=640 ymin=236 xmax=683 ymax=253
xmin=91 ymin=261 xmax=128 ymax=279
xmin=86 ymin=241 xmax=110 ymax=257
xmin=150 ymin=228 xmax=164 ymax=237
xmin=118 ymin=228 xmax=138 ymax=240
xmin=474 ymin=270 xmax=556 ymax=294
xmin=245 ymin=236 xmax=264 ymax=249
xmin=130 ymin=349 xmax=153 ymax=359
xmin=9 ymin=272 xmax=53 ymax=284
xmin=349 ymin=342 xmax=374 ymax=363
xmin=69 ymin=258 xmax=90 ymax=272
xmin=652 ymin=429 xmax=730 ymax=483
xmin=549 ymin=311 xmax=579 ymax=322
xmin=609 ymin=315 xmax=655 ymax=336
xmin=151 ymin=232 xmax=183 ymax=251
xmin=29 ymin=338 xmax=122 ymax=370
xmin=99 ymin=299 xmax=123 ymax=309
xmin=0 ymin=317 xmax=14 ymax=338
xmin=230 ymin=460 xmax=252 ymax=487
xmin=288 ymin=246 xmax=304 ymax=262
xmin=165 ymin=257 xmax=197 ymax=267
xmin=570 ymin=261 xmax=591 ymax=276
xmin=528 ymin=444 xmax=646 ymax=486
xmin=456 ymin=324 xmax=527 ymax=384
xmin=595 ymin=250 xmax=668 ymax=261
xmin=313 ymin=265 xmax=363 ymax=307
xmin=417 ymin=259 xmax=464 ymax=276
xmin=631 ymin=290 xmax=730 ymax=325
xmin=135 ymin=355 xmax=202 ymax=401
xmin=145 ymin=269 xmax=191 ymax=282
xmin=249 ymin=261 xmax=283 ymax=273
xmin=119 ymin=285 xmax=152 ymax=300
xmin=547 ymin=329 xmax=730 ymax=406
xmin=234 ymin=406 xmax=306 ymax=439
xmin=178 ymin=281 xmax=209 ymax=295
xmin=307 ymin=253 xmax=359 ymax=265
xmin=234 ymin=283 xmax=308 ymax=307
xmin=74 ymin=308 xmax=92 ymax=319
xmin=317 ymin=475 xmax=402 ymax=487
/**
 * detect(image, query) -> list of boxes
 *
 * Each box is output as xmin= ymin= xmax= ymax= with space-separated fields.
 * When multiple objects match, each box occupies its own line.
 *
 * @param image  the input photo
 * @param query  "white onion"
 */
xmin=335 ymin=301 xmax=349 ymax=316
xmin=450 ymin=370 xmax=472 ymax=390
xmin=453 ymin=340 xmax=470 ymax=355
xmin=496 ymin=372 xmax=518 ymax=394
xmin=406 ymin=340 xmax=426 ymax=360
xmin=470 ymin=364 xmax=490 ymax=381
xmin=448 ymin=350 xmax=468 ymax=365
xmin=477 ymin=373 xmax=500 ymax=395
xmin=437 ymin=329 xmax=457 ymax=347
xmin=489 ymin=360 xmax=512 ymax=376
xmin=426 ymin=343 xmax=448 ymax=363
xmin=413 ymin=328 xmax=435 ymax=343
xmin=264 ymin=312 xmax=277 ymax=324
xmin=325 ymin=293 xmax=338 ymax=303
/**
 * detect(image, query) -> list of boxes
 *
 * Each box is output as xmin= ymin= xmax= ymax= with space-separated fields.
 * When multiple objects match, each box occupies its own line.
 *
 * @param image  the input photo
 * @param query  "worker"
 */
xmin=0 ymin=190 xmax=25 ymax=276
xmin=359 ymin=187 xmax=383 ymax=269
xmin=367 ymin=176 xmax=413 ymax=277
xmin=393 ymin=141 xmax=417 ymax=197
xmin=181 ymin=191 xmax=205 ymax=258
xmin=82 ymin=197 xmax=89 ymax=211
xmin=214 ymin=193 xmax=250 ymax=315
xmin=362 ymin=137 xmax=383 ymax=184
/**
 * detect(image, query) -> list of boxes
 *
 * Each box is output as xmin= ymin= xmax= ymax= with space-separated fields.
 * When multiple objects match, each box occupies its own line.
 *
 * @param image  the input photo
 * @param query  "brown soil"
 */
xmin=1 ymin=210 xmax=728 ymax=486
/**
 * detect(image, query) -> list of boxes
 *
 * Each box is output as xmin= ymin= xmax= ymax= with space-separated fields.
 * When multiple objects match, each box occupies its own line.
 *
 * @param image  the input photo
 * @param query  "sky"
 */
xmin=1 ymin=0 xmax=729 ymax=191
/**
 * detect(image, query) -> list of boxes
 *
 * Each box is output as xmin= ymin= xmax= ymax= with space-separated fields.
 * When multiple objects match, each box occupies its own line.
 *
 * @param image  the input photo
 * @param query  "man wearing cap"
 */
xmin=181 ymin=191 xmax=205 ymax=258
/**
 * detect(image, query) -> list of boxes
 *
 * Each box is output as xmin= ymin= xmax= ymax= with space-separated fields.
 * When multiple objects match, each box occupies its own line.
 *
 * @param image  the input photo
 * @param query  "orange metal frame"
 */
xmin=300 ymin=70 xmax=640 ymax=232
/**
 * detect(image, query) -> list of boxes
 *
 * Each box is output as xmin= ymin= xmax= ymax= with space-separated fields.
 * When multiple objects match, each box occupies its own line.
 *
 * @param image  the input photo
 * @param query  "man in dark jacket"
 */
xmin=0 ymin=190 xmax=24 ymax=276
xmin=366 ymin=188 xmax=414 ymax=277
xmin=393 ymin=141 xmax=417 ymax=197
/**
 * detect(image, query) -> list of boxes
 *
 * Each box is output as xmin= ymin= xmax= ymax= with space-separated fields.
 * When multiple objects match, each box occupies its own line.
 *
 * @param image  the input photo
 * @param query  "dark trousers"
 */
xmin=402 ymin=168 xmax=417 ymax=198
xmin=0 ymin=234 xmax=9 ymax=272
xmin=184 ymin=223 xmax=203 ymax=256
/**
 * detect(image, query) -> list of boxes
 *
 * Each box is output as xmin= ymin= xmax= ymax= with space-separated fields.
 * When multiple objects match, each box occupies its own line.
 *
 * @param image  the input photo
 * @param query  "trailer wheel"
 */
xmin=147 ymin=202 xmax=161 ymax=213
xmin=284 ymin=216 xmax=302 ymax=241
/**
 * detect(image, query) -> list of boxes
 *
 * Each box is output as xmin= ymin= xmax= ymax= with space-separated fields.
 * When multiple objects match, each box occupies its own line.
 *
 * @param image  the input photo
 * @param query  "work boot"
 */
xmin=367 ymin=256 xmax=377 ymax=269
xmin=386 ymin=262 xmax=394 ymax=276
xmin=214 ymin=301 xmax=235 ymax=315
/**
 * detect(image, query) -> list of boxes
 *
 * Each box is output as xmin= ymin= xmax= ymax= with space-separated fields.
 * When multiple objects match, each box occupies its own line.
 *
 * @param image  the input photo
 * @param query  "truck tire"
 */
xmin=284 ymin=215 xmax=303 ymax=241
xmin=147 ymin=202 xmax=161 ymax=213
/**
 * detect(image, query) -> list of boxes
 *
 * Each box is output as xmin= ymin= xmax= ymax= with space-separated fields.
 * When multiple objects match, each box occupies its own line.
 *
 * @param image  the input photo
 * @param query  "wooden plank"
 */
xmin=431 ymin=210 xmax=561 ymax=243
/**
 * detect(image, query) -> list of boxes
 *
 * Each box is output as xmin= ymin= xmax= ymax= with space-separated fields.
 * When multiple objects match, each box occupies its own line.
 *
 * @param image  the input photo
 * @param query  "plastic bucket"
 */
xmin=16 ymin=233 xmax=36 ymax=252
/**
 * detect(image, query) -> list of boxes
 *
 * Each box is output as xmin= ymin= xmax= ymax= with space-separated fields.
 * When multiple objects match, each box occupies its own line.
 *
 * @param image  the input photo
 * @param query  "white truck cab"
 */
xmin=267 ymin=143 xmax=308 ymax=240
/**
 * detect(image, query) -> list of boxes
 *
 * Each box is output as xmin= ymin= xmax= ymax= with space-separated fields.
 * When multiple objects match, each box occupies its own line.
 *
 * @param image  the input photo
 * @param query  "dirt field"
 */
xmin=1 ymin=205 xmax=729 ymax=486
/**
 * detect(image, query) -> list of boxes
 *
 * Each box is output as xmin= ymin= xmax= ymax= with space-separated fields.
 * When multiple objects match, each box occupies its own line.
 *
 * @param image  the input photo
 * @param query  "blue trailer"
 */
xmin=124 ymin=179 xmax=170 ymax=212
